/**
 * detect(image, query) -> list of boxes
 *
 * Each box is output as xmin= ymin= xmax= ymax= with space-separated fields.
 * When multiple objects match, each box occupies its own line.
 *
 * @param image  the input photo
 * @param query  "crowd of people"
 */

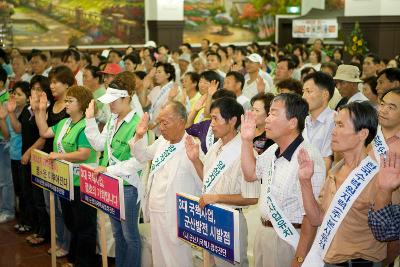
xmin=0 ymin=37 xmax=399 ymax=267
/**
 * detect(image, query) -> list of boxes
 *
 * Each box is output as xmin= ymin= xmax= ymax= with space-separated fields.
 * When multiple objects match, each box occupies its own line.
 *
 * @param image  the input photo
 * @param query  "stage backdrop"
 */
xmin=183 ymin=0 xmax=344 ymax=44
xmin=8 ymin=0 xmax=145 ymax=47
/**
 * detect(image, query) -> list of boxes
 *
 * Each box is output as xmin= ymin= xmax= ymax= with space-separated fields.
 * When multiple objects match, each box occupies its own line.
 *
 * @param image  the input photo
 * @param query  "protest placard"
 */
xmin=31 ymin=149 xmax=74 ymax=200
xmin=80 ymin=164 xmax=125 ymax=220
xmin=176 ymin=193 xmax=240 ymax=264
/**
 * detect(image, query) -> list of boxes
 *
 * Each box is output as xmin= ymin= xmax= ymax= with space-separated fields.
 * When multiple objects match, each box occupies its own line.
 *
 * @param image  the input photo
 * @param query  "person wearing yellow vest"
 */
xmin=85 ymin=71 xmax=142 ymax=267
xmin=35 ymin=86 xmax=98 ymax=267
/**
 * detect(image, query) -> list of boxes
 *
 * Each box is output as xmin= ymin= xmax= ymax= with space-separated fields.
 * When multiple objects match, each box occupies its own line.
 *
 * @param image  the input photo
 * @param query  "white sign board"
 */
xmin=292 ymin=19 xmax=338 ymax=38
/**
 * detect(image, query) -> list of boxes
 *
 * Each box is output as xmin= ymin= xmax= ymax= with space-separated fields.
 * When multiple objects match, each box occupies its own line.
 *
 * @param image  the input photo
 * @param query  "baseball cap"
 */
xmin=98 ymin=63 xmax=122 ymax=75
xmin=178 ymin=53 xmax=191 ymax=63
xmin=246 ymin=53 xmax=263 ymax=64
xmin=144 ymin=40 xmax=157 ymax=48
xmin=97 ymin=87 xmax=129 ymax=104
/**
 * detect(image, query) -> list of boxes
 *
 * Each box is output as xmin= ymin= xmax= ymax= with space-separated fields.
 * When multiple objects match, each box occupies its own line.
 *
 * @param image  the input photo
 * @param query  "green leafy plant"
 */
xmin=344 ymin=22 xmax=368 ymax=56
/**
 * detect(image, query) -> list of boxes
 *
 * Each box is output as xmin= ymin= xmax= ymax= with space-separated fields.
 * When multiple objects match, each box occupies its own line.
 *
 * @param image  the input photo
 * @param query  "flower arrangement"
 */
xmin=344 ymin=22 xmax=368 ymax=56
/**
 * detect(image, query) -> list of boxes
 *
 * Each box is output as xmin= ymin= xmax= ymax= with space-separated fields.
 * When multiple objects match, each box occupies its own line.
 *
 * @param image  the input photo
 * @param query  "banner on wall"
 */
xmin=176 ymin=193 xmax=240 ymax=264
xmin=292 ymin=19 xmax=338 ymax=38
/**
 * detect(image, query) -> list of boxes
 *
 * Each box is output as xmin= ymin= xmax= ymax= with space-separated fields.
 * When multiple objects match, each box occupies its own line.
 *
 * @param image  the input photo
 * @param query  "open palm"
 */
xmin=378 ymin=152 xmax=400 ymax=192
xmin=136 ymin=112 xmax=149 ymax=138
xmin=298 ymin=148 xmax=314 ymax=181
xmin=240 ymin=111 xmax=256 ymax=142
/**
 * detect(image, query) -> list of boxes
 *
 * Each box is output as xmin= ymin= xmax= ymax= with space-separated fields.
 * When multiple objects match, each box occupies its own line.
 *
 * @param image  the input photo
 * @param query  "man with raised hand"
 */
xmin=240 ymin=93 xmax=325 ymax=267
xmin=186 ymin=97 xmax=259 ymax=266
xmin=130 ymin=102 xmax=202 ymax=267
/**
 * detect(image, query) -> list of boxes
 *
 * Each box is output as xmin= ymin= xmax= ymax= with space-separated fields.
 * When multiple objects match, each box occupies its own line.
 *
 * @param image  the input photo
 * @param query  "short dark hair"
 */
xmin=202 ymin=39 xmax=210 ymax=45
xmin=30 ymin=75 xmax=54 ymax=104
xmin=0 ymin=48 xmax=9 ymax=64
xmin=321 ymin=62 xmax=338 ymax=76
xmin=212 ymin=89 xmax=236 ymax=101
xmin=48 ymin=65 xmax=75 ymax=86
xmin=251 ymin=93 xmax=275 ymax=113
xmin=155 ymin=62 xmax=176 ymax=82
xmin=199 ymin=70 xmax=222 ymax=88
xmin=109 ymin=49 xmax=122 ymax=58
xmin=381 ymin=87 xmax=400 ymax=99
xmin=365 ymin=53 xmax=381 ymax=65
xmin=207 ymin=52 xmax=221 ymax=62
xmin=362 ymin=76 xmax=378 ymax=96
xmin=303 ymin=71 xmax=335 ymax=100
xmin=61 ymin=49 xmax=80 ymax=62
xmin=184 ymin=72 xmax=200 ymax=91
xmin=210 ymin=97 xmax=244 ymax=129
xmin=311 ymin=49 xmax=322 ymax=63
xmin=30 ymin=52 xmax=48 ymax=62
xmin=181 ymin=43 xmax=192 ymax=51
xmin=276 ymin=78 xmax=303 ymax=95
xmin=272 ymin=93 xmax=309 ymax=133
xmin=12 ymin=81 xmax=31 ymax=98
xmin=226 ymin=71 xmax=245 ymax=90
xmin=134 ymin=71 xmax=147 ymax=80
xmin=0 ymin=67 xmax=7 ymax=84
xmin=340 ymin=101 xmax=378 ymax=146
xmin=84 ymin=65 xmax=102 ymax=83
xmin=377 ymin=68 xmax=400 ymax=83
xmin=278 ymin=56 xmax=296 ymax=70
xmin=124 ymin=53 xmax=141 ymax=65
xmin=301 ymin=67 xmax=316 ymax=78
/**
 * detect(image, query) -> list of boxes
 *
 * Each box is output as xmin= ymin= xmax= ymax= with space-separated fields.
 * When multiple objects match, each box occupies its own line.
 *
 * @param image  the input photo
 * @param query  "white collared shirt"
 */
xmin=303 ymin=107 xmax=335 ymax=158
xmin=348 ymin=91 xmax=368 ymax=103
xmin=204 ymin=134 xmax=260 ymax=201
xmin=131 ymin=133 xmax=202 ymax=212
xmin=243 ymin=71 xmax=273 ymax=100
xmin=254 ymin=140 xmax=325 ymax=223
xmin=236 ymin=95 xmax=251 ymax=111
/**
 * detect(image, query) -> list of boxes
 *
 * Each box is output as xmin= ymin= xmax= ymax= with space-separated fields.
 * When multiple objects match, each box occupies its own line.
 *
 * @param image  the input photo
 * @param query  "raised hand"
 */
xmin=185 ymin=135 xmax=200 ymax=162
xmin=7 ymin=95 xmax=17 ymax=113
xmin=30 ymin=90 xmax=40 ymax=112
xmin=377 ymin=152 xmax=400 ymax=192
xmin=0 ymin=104 xmax=7 ymax=120
xmin=207 ymin=80 xmax=219 ymax=96
xmin=297 ymin=148 xmax=314 ymax=181
xmin=256 ymin=76 xmax=266 ymax=93
xmin=38 ymin=92 xmax=48 ymax=112
xmin=168 ymin=82 xmax=179 ymax=100
xmin=194 ymin=94 xmax=207 ymax=112
xmin=136 ymin=112 xmax=149 ymax=139
xmin=240 ymin=111 xmax=256 ymax=142
xmin=230 ymin=64 xmax=241 ymax=72
xmin=85 ymin=99 xmax=96 ymax=119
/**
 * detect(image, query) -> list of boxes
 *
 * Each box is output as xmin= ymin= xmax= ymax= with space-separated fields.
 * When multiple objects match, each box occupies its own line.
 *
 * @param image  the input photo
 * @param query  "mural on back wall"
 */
xmin=183 ymin=0 xmax=344 ymax=44
xmin=7 ymin=0 xmax=145 ymax=47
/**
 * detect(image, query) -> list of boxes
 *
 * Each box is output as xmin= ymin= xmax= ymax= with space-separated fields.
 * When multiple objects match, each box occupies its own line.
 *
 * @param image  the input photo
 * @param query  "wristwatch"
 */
xmin=295 ymin=256 xmax=304 ymax=263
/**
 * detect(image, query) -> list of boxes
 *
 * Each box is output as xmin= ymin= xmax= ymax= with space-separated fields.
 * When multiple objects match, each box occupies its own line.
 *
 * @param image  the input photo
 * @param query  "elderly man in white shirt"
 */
xmin=130 ymin=101 xmax=202 ymax=267
xmin=334 ymin=64 xmax=368 ymax=104
xmin=302 ymin=71 xmax=336 ymax=172
xmin=242 ymin=53 xmax=273 ymax=99
xmin=186 ymin=97 xmax=259 ymax=266
xmin=241 ymin=93 xmax=325 ymax=267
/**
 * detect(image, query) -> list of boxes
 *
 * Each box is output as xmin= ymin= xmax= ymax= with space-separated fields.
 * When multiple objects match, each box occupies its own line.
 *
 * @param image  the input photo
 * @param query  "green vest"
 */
xmin=0 ymin=90 xmax=9 ymax=140
xmin=100 ymin=113 xmax=140 ymax=185
xmin=53 ymin=118 xmax=97 ymax=186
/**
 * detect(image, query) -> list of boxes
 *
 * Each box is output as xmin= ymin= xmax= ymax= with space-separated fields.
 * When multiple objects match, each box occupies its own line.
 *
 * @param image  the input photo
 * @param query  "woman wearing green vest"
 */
xmin=85 ymin=71 xmax=142 ymax=267
xmin=35 ymin=85 xmax=98 ymax=267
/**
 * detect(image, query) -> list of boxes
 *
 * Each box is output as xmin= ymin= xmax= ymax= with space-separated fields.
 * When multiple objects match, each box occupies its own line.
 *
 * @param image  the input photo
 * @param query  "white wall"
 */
xmin=345 ymin=0 xmax=400 ymax=16
xmin=145 ymin=0 xmax=184 ymax=21
xmin=302 ymin=0 xmax=325 ymax=15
